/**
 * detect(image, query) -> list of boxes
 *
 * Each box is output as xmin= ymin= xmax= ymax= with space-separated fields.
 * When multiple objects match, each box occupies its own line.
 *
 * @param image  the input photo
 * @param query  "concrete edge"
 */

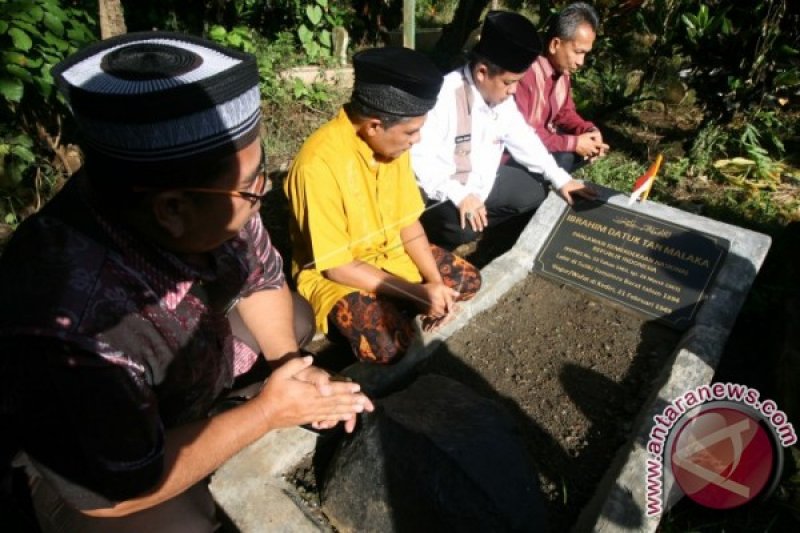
xmin=279 ymin=66 xmax=354 ymax=89
xmin=210 ymin=428 xmax=325 ymax=532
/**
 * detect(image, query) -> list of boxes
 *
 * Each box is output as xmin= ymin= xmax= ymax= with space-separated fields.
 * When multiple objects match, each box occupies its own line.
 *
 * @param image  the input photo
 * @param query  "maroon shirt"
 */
xmin=515 ymin=56 xmax=596 ymax=153
xmin=0 ymin=173 xmax=284 ymax=501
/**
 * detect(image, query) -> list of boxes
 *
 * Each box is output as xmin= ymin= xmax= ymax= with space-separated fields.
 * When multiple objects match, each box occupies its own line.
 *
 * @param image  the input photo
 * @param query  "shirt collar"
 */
xmin=336 ymin=108 xmax=379 ymax=169
xmin=80 ymin=175 xmax=225 ymax=299
xmin=540 ymin=55 xmax=567 ymax=80
xmin=463 ymin=66 xmax=492 ymax=115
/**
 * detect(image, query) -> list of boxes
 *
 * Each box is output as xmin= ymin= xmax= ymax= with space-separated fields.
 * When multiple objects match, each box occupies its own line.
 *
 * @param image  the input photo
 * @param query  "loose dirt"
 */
xmin=417 ymin=274 xmax=680 ymax=531
xmin=292 ymin=272 xmax=680 ymax=532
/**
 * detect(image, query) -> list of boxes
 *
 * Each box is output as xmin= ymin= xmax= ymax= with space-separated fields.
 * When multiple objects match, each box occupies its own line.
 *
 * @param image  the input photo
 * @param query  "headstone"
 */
xmin=332 ymin=26 xmax=348 ymax=67
xmin=322 ymin=374 xmax=546 ymax=532
xmin=533 ymin=199 xmax=729 ymax=330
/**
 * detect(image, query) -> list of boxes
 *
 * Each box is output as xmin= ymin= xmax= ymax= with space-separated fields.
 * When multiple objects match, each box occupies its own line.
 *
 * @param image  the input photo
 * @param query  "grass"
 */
xmin=576 ymin=145 xmax=799 ymax=239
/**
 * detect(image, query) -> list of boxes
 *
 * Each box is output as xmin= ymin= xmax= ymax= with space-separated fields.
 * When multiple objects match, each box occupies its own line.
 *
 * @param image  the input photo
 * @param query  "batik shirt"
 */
xmin=0 ymin=173 xmax=285 ymax=502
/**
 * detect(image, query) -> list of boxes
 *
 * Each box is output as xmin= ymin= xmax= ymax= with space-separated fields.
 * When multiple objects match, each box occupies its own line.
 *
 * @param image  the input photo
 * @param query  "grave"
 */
xmin=210 ymin=185 xmax=771 ymax=532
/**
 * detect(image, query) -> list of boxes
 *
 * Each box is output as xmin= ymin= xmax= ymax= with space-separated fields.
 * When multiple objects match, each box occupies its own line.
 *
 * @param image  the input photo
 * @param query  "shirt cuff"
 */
xmin=565 ymin=134 xmax=579 ymax=153
xmin=444 ymin=179 xmax=471 ymax=207
xmin=548 ymin=167 xmax=573 ymax=191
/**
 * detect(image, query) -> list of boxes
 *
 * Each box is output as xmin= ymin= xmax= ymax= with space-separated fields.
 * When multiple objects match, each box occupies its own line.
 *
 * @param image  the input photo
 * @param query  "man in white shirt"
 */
xmin=412 ymin=10 xmax=596 ymax=249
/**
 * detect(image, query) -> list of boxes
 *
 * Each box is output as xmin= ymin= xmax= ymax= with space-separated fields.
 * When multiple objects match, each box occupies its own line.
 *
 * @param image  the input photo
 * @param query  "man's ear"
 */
xmin=548 ymin=37 xmax=561 ymax=56
xmin=151 ymin=190 xmax=189 ymax=239
xmin=361 ymin=117 xmax=383 ymax=138
xmin=474 ymin=63 xmax=489 ymax=84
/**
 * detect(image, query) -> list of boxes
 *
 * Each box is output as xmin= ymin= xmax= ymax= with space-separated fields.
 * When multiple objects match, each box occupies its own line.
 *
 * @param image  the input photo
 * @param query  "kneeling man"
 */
xmin=286 ymin=47 xmax=482 ymax=364
xmin=412 ymin=11 xmax=596 ymax=250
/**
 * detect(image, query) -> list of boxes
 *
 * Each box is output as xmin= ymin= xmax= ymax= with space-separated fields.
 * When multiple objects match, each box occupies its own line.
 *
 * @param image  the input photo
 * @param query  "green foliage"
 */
xmin=712 ymin=110 xmax=790 ymax=190
xmin=0 ymin=128 xmax=35 ymax=192
xmin=0 ymin=0 xmax=96 ymax=230
xmin=251 ymin=31 xmax=302 ymax=104
xmin=688 ymin=122 xmax=728 ymax=177
xmin=279 ymin=0 xmax=352 ymax=62
xmin=205 ymin=24 xmax=336 ymax=112
xmin=607 ymin=0 xmax=798 ymax=116
xmin=291 ymin=79 xmax=331 ymax=109
xmin=0 ymin=0 xmax=95 ymax=106
xmin=680 ymin=3 xmax=732 ymax=46
xmin=260 ymin=83 xmax=348 ymax=172
xmin=207 ymin=24 xmax=257 ymax=54
xmin=575 ymin=152 xmax=643 ymax=192
xmin=579 ymin=151 xmax=690 ymax=207
xmin=573 ymin=45 xmax=649 ymax=118
xmin=129 ymin=0 xmax=353 ymax=64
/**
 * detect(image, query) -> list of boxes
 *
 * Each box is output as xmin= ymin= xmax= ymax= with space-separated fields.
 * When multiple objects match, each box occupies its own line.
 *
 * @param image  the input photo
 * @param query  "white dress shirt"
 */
xmin=412 ymin=66 xmax=572 ymax=207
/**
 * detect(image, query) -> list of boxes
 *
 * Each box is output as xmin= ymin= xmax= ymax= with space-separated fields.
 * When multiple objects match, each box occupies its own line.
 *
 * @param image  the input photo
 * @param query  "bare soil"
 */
xmin=290 ymin=269 xmax=680 ymax=532
xmin=416 ymin=274 xmax=680 ymax=532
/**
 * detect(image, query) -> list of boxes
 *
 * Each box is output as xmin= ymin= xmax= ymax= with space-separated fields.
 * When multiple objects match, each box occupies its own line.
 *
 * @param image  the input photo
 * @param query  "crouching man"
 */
xmin=285 ymin=47 xmax=482 ymax=364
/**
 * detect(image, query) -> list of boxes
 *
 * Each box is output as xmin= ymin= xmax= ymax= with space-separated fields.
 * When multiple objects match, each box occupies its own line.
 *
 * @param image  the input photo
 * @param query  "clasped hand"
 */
xmin=576 ymin=131 xmax=609 ymax=161
xmin=257 ymin=356 xmax=374 ymax=433
xmin=416 ymin=281 xmax=460 ymax=333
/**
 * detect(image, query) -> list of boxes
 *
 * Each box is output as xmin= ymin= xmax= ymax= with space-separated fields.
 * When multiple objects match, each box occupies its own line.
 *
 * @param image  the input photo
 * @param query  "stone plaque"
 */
xmin=533 ymin=200 xmax=729 ymax=330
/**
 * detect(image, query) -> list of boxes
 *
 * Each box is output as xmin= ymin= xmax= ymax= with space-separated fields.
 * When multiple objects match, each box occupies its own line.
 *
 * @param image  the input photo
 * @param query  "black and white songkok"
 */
xmin=53 ymin=32 xmax=260 ymax=175
xmin=472 ymin=11 xmax=542 ymax=74
xmin=351 ymin=47 xmax=443 ymax=118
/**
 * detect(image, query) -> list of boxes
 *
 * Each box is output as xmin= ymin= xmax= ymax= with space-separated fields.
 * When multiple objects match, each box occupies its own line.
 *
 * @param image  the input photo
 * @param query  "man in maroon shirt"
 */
xmin=514 ymin=2 xmax=609 ymax=173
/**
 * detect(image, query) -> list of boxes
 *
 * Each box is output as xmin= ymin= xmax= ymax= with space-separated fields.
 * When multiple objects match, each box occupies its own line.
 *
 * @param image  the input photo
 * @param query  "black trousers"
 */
xmin=552 ymin=151 xmax=587 ymax=174
xmin=420 ymin=162 xmax=550 ymax=249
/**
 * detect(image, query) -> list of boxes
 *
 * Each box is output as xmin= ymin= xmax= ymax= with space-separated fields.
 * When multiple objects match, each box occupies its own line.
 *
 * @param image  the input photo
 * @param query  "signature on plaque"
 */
xmin=613 ymin=217 xmax=674 ymax=238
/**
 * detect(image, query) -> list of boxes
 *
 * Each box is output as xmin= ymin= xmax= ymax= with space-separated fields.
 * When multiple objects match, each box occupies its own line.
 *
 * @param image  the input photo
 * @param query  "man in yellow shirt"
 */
xmin=286 ymin=47 xmax=481 ymax=364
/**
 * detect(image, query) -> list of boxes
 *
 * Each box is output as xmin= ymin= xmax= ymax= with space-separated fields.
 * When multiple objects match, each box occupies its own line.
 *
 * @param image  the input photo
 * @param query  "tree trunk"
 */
xmin=98 ymin=0 xmax=126 ymax=39
xmin=431 ymin=0 xmax=491 ymax=70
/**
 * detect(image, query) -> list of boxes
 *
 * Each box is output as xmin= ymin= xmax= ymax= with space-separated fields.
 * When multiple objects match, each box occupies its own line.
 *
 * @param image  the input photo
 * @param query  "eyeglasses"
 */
xmin=133 ymin=151 xmax=270 ymax=205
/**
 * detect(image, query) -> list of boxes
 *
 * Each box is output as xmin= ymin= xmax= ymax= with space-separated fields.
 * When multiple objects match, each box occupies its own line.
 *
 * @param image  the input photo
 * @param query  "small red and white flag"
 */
xmin=628 ymin=154 xmax=663 ymax=205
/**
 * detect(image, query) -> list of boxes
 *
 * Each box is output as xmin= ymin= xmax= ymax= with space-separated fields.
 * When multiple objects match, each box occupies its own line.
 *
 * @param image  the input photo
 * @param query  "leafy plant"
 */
xmin=297 ymin=0 xmax=330 ymax=60
xmin=286 ymin=0 xmax=352 ymax=62
xmin=573 ymin=56 xmax=631 ymax=117
xmin=0 ymin=130 xmax=35 ymax=192
xmin=688 ymin=122 xmax=729 ymax=178
xmin=680 ymin=3 xmax=732 ymax=46
xmin=207 ymin=24 xmax=257 ymax=54
xmin=575 ymin=152 xmax=643 ymax=193
xmin=291 ymin=79 xmax=331 ymax=110
xmin=709 ymin=108 xmax=792 ymax=191
xmin=0 ymin=0 xmax=95 ymax=107
xmin=0 ymin=0 xmax=96 ymax=231
xmin=606 ymin=0 xmax=798 ymax=117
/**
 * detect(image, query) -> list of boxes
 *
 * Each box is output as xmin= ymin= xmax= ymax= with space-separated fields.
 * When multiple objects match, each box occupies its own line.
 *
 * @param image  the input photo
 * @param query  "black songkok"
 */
xmin=352 ymin=47 xmax=443 ymax=117
xmin=472 ymin=11 xmax=542 ymax=74
xmin=52 ymin=32 xmax=261 ymax=167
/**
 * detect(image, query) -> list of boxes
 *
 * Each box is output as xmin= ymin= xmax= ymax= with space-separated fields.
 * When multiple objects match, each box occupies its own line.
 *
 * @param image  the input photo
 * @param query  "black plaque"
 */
xmin=533 ymin=200 xmax=730 ymax=330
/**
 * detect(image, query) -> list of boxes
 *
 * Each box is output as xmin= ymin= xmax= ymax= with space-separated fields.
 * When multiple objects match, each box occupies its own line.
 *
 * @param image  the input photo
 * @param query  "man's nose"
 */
xmin=508 ymin=82 xmax=518 ymax=95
